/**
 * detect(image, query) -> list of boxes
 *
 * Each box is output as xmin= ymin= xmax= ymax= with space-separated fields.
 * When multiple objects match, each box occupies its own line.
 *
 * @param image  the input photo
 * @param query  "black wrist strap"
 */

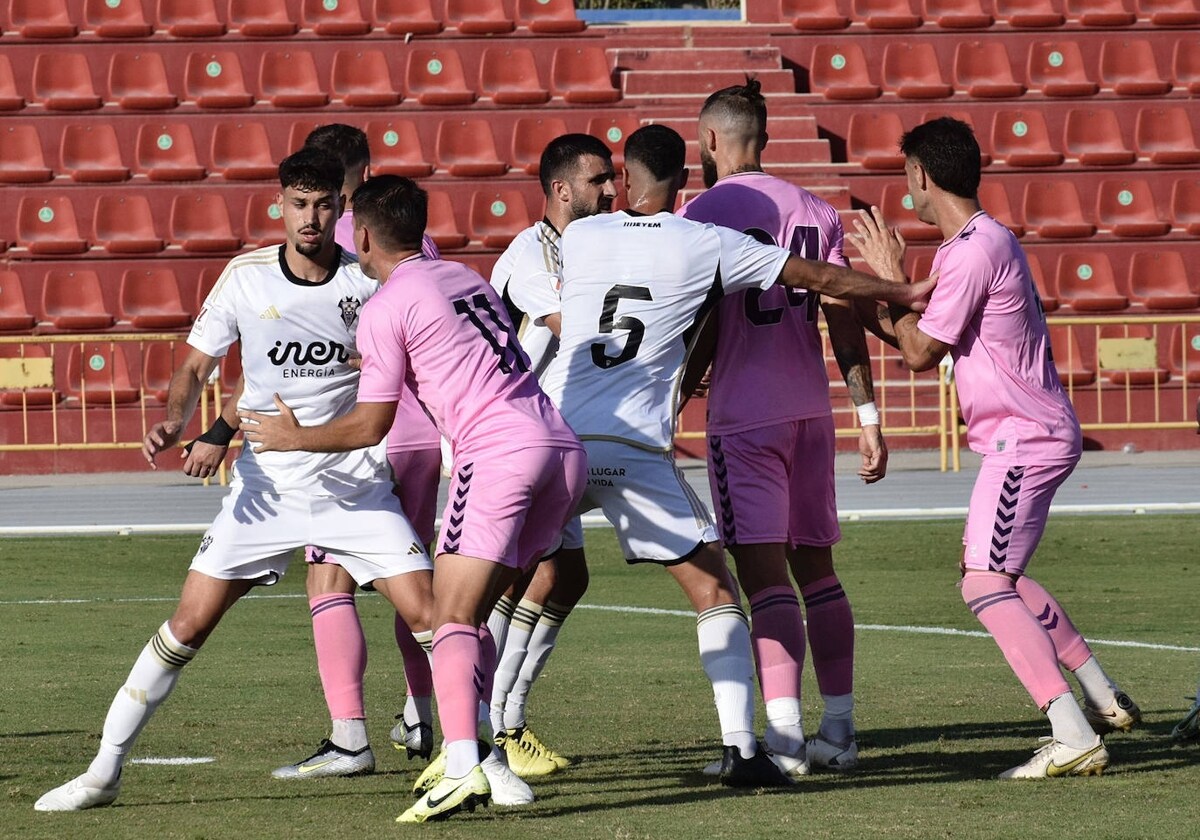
xmin=196 ymin=416 xmax=236 ymax=447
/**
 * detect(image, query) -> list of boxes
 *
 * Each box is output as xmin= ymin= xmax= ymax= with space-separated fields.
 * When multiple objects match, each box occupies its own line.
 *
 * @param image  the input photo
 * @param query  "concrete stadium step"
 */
xmin=649 ymin=115 xmax=820 ymax=140
xmin=608 ymin=46 xmax=782 ymax=73
xmin=622 ymin=69 xmax=796 ymax=98
xmin=683 ymin=138 xmax=831 ymax=165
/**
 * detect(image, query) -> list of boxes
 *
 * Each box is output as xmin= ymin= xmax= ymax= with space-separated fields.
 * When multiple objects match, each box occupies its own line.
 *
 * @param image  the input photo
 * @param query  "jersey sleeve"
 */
xmin=356 ymin=295 xmax=410 ymax=403
xmin=713 ymin=224 xmax=792 ymax=294
xmin=187 ymin=265 xmax=240 ymax=357
xmin=824 ymin=214 xmax=850 ymax=269
xmin=917 ymin=245 xmax=989 ymax=347
xmin=510 ymin=267 xmax=561 ymax=325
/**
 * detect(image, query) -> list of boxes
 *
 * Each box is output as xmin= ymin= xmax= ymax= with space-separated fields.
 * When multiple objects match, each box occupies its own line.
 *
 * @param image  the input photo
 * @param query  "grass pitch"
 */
xmin=3 ymin=516 xmax=1200 ymax=839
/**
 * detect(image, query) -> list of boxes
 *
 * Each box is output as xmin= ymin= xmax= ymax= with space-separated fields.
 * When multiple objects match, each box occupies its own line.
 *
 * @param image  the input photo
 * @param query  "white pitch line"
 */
xmin=2 ymin=593 xmax=1196 ymax=654
xmin=130 ymin=757 xmax=215 ymax=766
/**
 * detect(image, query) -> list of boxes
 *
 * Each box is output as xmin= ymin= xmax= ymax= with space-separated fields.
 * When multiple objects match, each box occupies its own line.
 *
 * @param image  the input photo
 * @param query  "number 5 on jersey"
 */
xmin=591 ymin=284 xmax=653 ymax=369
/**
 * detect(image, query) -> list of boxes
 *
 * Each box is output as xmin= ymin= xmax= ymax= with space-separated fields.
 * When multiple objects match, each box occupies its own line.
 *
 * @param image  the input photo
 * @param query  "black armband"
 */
xmin=196 ymin=416 xmax=237 ymax=447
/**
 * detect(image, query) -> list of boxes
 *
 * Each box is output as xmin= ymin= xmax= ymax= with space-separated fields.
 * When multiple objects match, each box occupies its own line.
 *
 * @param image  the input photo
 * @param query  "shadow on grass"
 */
xmin=3 ymin=730 xmax=89 ymax=739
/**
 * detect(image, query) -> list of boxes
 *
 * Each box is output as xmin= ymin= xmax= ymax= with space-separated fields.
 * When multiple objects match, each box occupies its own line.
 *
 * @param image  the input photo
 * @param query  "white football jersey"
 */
xmin=490 ymin=221 xmax=563 ymax=381
xmin=542 ymin=210 xmax=791 ymax=451
xmin=189 ymin=245 xmax=390 ymax=493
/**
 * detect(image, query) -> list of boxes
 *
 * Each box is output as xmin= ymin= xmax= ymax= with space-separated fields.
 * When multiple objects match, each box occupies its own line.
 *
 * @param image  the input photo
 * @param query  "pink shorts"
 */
xmin=436 ymin=444 xmax=587 ymax=570
xmin=962 ymin=458 xmax=1076 ymax=575
xmin=389 ymin=447 xmax=442 ymax=547
xmin=707 ymin=416 xmax=840 ymax=549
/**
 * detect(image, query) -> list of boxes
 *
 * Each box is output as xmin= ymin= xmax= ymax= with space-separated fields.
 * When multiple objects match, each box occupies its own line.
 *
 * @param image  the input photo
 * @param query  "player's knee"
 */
xmin=166 ymin=614 xmax=214 ymax=649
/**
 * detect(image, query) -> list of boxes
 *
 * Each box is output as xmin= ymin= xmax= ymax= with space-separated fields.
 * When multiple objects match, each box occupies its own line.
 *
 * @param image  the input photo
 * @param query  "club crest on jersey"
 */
xmin=338 ymin=296 xmax=362 ymax=328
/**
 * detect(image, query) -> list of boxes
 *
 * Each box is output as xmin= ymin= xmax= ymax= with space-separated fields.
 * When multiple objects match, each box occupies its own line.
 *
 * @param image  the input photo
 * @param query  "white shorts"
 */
xmin=538 ymin=515 xmax=585 ymax=562
xmin=575 ymin=440 xmax=717 ymax=565
xmin=189 ymin=478 xmax=432 ymax=587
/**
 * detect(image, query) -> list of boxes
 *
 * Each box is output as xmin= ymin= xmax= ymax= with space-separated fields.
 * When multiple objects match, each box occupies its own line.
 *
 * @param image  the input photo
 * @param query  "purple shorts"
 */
xmin=707 ymin=415 xmax=840 ymax=549
xmin=436 ymin=444 xmax=587 ymax=570
xmin=962 ymin=457 xmax=1076 ymax=575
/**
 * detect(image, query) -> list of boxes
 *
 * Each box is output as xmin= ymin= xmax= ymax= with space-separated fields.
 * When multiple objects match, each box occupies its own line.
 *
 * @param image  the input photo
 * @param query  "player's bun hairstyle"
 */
xmin=303 ymin=123 xmax=371 ymax=172
xmin=350 ymin=174 xmax=427 ymax=252
xmin=899 ymin=117 xmax=981 ymax=200
xmin=624 ymin=124 xmax=686 ymax=182
xmin=278 ymin=148 xmax=345 ymax=194
xmin=538 ymin=133 xmax=613 ymax=197
xmin=700 ymin=75 xmax=767 ymax=132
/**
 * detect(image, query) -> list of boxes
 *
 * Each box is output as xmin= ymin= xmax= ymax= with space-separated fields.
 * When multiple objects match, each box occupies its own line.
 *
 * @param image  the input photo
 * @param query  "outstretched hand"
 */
xmin=239 ymin=394 xmax=301 ymax=454
xmin=846 ymin=206 xmax=907 ymax=282
xmin=143 ymin=420 xmax=183 ymax=470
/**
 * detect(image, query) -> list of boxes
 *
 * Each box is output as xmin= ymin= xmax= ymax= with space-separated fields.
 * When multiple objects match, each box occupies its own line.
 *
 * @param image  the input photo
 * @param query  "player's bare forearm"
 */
xmin=823 ymin=299 xmax=875 ymax=406
xmin=887 ymin=304 xmax=946 ymax=372
xmin=240 ymin=397 xmax=395 ymax=454
xmin=145 ymin=348 xmax=220 ymax=468
xmin=855 ymin=298 xmax=901 ymax=350
xmin=778 ymin=258 xmax=934 ymax=312
xmin=219 ymin=376 xmax=245 ymax=430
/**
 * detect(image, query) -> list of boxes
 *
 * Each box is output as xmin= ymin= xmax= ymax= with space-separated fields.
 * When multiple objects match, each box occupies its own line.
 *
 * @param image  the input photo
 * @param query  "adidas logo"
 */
xmin=259 ymin=305 xmax=282 ymax=320
xmin=407 ymin=543 xmax=423 ymax=556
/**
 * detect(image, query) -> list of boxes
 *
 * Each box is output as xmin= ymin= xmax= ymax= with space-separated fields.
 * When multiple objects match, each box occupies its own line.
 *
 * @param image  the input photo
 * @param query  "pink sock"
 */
xmin=431 ymin=623 xmax=483 ymax=745
xmin=394 ymin=614 xmax=433 ymax=697
xmin=961 ymin=572 xmax=1070 ymax=709
xmin=801 ymin=576 xmax=854 ymax=697
xmin=748 ymin=586 xmax=805 ymax=703
xmin=1014 ymin=575 xmax=1093 ymax=671
xmin=310 ymin=593 xmax=366 ymax=720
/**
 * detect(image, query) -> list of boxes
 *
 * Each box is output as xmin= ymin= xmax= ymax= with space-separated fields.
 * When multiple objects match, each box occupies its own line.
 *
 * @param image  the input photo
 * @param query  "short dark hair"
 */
xmin=899 ymin=117 xmax=981 ymax=199
xmin=624 ymin=124 xmax=686 ymax=182
xmin=278 ymin=148 xmax=344 ymax=194
xmin=303 ymin=123 xmax=370 ymax=172
xmin=538 ymin=133 xmax=613 ymax=196
xmin=699 ymin=76 xmax=767 ymax=134
xmin=351 ymin=174 xmax=426 ymax=251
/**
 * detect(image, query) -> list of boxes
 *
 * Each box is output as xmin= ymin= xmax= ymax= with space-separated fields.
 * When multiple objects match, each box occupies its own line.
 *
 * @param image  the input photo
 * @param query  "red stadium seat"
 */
xmin=1099 ymin=39 xmax=1171 ymax=96
xmin=1097 ymin=180 xmax=1171 ymax=238
xmin=1047 ymin=325 xmax=1095 ymax=387
xmin=954 ymin=41 xmax=1025 ymax=99
xmin=60 ymin=124 xmax=130 ymax=182
xmin=978 ymin=181 xmax=1024 ymax=238
xmin=65 ymin=343 xmax=140 ymax=402
xmin=259 ymin=50 xmax=328 ymax=108
xmin=436 ymin=118 xmax=507 ymax=177
xmin=1171 ymin=178 xmax=1200 ymax=234
xmin=517 ymin=0 xmax=585 ymax=32
xmin=1064 ymin=109 xmax=1136 ymax=166
xmin=10 ymin=0 xmax=78 ymax=38
xmin=18 ymin=197 xmax=88 ymax=255
xmin=879 ymin=185 xmax=941 ymax=241
xmin=120 ymin=269 xmax=192 ymax=329
xmin=1098 ymin=324 xmax=1169 ymax=386
xmin=846 ymin=112 xmax=905 ymax=170
xmin=406 ymin=48 xmax=477 ymax=107
xmin=996 ymin=0 xmax=1065 ymax=26
xmin=810 ymin=43 xmax=880 ymax=100
xmin=158 ymin=0 xmax=227 ymax=37
xmin=142 ymin=342 xmax=177 ymax=403
xmin=33 ymin=53 xmax=102 ymax=111
xmin=365 ymin=120 xmax=434 ymax=177
xmin=1027 ymin=41 xmax=1098 ymax=97
xmin=218 ymin=343 xmax=243 ymax=391
xmin=882 ymin=43 xmax=952 ymax=99
xmin=229 ymin=0 xmax=298 ymax=35
xmin=1135 ymin=107 xmax=1200 ymax=165
xmin=784 ymin=0 xmax=849 ymax=29
xmin=108 ymin=52 xmax=178 ymax=111
xmin=1167 ymin=324 xmax=1200 ymax=383
xmin=43 ymin=270 xmax=117 ymax=330
xmin=470 ymin=190 xmax=532 ymax=249
xmin=992 ymin=110 xmax=1063 ymax=167
xmin=185 ymin=51 xmax=254 ymax=109
xmin=136 ymin=123 xmax=206 ymax=181
xmin=373 ymin=0 xmax=443 ymax=34
xmin=1024 ymin=182 xmax=1095 ymax=239
xmin=512 ymin=116 xmax=569 ymax=175
xmin=588 ymin=115 xmax=641 ymax=169
xmin=446 ymin=0 xmax=514 ymax=33
xmin=302 ymin=0 xmax=371 ymax=34
xmin=0 ymin=270 xmax=36 ymax=331
xmin=94 ymin=195 xmax=165 ymax=254
xmin=1026 ymin=252 xmax=1054 ymax=310
xmin=212 ymin=121 xmax=277 ymax=180
xmin=1067 ymin=0 xmax=1136 ymax=25
xmin=425 ymin=190 xmax=469 ymax=250
xmin=550 ymin=46 xmax=620 ymax=104
xmin=86 ymin=0 xmax=154 ymax=37
xmin=195 ymin=266 xmax=223 ymax=311
xmin=170 ymin=194 xmax=241 ymax=253
xmin=480 ymin=47 xmax=549 ymax=105
xmin=0 ymin=55 xmax=23 ymax=112
xmin=1128 ymin=251 xmax=1199 ymax=310
xmin=332 ymin=49 xmax=402 ymax=107
xmin=244 ymin=193 xmax=286 ymax=246
xmin=0 ymin=124 xmax=52 ymax=184
xmin=1055 ymin=252 xmax=1127 ymax=310
xmin=924 ymin=0 xmax=992 ymax=27
xmin=1140 ymin=0 xmax=1200 ymax=25
xmin=853 ymin=0 xmax=921 ymax=28
xmin=1172 ymin=37 xmax=1200 ymax=94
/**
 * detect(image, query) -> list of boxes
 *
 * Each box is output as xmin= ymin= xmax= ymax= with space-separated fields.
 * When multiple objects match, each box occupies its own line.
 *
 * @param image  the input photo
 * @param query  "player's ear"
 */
xmin=700 ymin=125 xmax=718 ymax=154
xmin=621 ymin=165 xmax=631 ymax=195
xmin=758 ymin=129 xmax=769 ymax=154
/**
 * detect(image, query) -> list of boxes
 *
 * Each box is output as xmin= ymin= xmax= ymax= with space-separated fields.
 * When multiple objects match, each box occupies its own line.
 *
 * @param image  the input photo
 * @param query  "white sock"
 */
xmin=1072 ymin=656 xmax=1117 ymax=708
xmin=403 ymin=694 xmax=433 ymax=728
xmin=485 ymin=596 xmax=517 ymax=659
xmin=696 ymin=604 xmax=756 ymax=756
xmin=764 ymin=697 xmax=804 ymax=756
xmin=87 ymin=622 xmax=197 ymax=785
xmin=490 ymin=599 xmax=541 ymax=734
xmin=1046 ymin=692 xmax=1097 ymax=749
xmin=504 ymin=601 xmax=570 ymax=731
xmin=819 ymin=693 xmax=855 ymax=744
xmin=444 ymin=739 xmax=479 ymax=779
xmin=331 ymin=718 xmax=368 ymax=752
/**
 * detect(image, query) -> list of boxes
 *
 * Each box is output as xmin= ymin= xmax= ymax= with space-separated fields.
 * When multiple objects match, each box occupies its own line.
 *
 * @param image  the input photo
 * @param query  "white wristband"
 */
xmin=856 ymin=401 xmax=881 ymax=427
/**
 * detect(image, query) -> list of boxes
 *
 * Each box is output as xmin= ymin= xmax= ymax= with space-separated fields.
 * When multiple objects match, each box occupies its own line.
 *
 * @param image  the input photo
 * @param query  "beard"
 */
xmin=700 ymin=154 xmax=719 ymax=189
xmin=571 ymin=195 xmax=610 ymax=221
xmin=294 ymin=232 xmax=322 ymax=256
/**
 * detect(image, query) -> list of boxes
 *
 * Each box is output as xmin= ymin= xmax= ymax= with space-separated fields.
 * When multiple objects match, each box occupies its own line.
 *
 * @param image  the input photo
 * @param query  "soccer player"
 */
xmin=847 ymin=117 xmax=1140 ymax=779
xmin=487 ymin=133 xmax=616 ymax=777
xmin=1171 ymin=400 xmax=1200 ymax=742
xmin=34 ymin=149 xmax=436 ymax=812
xmin=539 ymin=125 xmax=934 ymax=787
xmin=240 ymin=175 xmax=586 ymax=823
xmin=678 ymin=79 xmax=884 ymax=775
